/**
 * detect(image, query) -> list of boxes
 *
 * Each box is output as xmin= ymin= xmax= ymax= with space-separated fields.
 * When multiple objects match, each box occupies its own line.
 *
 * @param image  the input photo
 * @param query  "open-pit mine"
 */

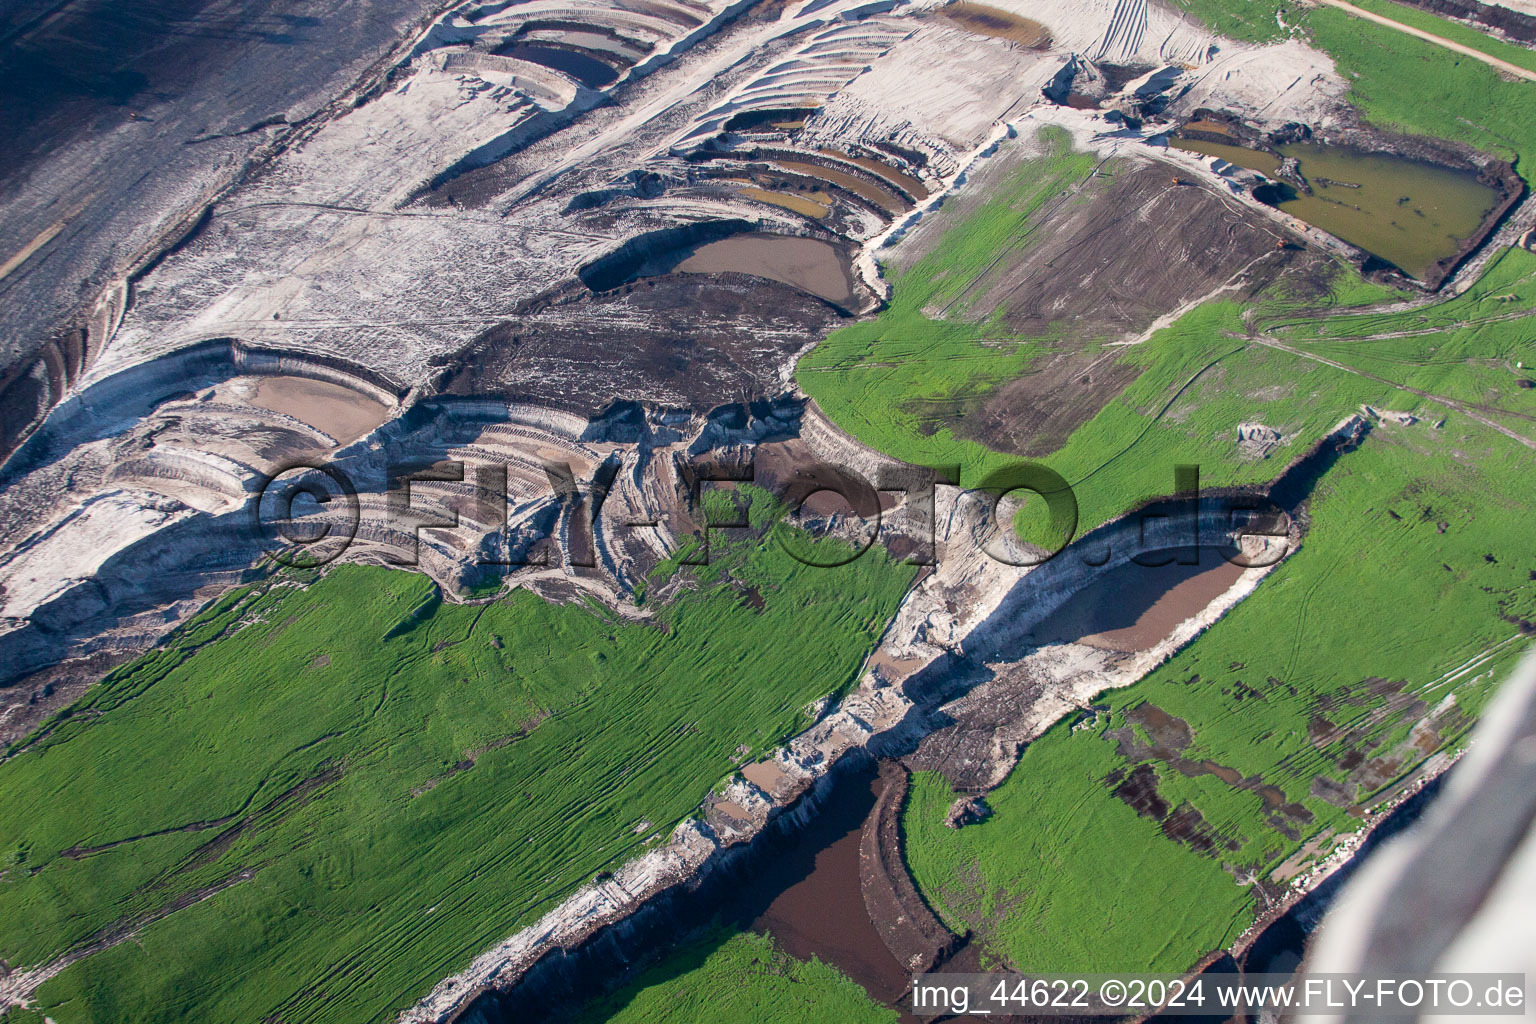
xmin=2 ymin=0 xmax=1535 ymax=1021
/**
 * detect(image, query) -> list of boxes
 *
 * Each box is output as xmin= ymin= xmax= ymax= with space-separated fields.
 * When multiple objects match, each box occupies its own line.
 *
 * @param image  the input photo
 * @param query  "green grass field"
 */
xmin=797 ymin=128 xmax=1410 ymax=543
xmin=903 ymin=417 xmax=1535 ymax=972
xmin=887 ymin=249 xmax=1536 ymax=981
xmin=1173 ymin=0 xmax=1536 ymax=165
xmin=795 ymin=0 xmax=1536 ymax=977
xmin=561 ymin=928 xmax=896 ymax=1024
xmin=881 ymin=203 xmax=1536 ymax=982
xmin=0 ymin=495 xmax=914 ymax=1024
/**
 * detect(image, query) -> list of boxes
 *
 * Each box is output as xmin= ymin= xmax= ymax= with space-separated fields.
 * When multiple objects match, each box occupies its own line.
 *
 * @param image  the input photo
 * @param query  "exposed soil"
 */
xmin=859 ymin=763 xmax=962 ymax=976
xmin=944 ymin=158 xmax=1320 ymax=336
xmin=923 ymin=159 xmax=1332 ymax=457
xmin=1395 ymin=0 xmax=1536 ymax=42
xmin=953 ymin=351 xmax=1144 ymax=458
xmin=934 ymin=2 xmax=1052 ymax=47
xmin=0 ymin=649 xmax=132 ymax=747
xmin=1108 ymin=703 xmax=1315 ymax=850
xmin=438 ymin=273 xmax=843 ymax=415
xmin=752 ymin=439 xmax=886 ymax=518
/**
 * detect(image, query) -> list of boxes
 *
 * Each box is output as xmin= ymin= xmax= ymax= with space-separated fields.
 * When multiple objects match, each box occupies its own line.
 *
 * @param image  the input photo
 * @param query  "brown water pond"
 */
xmin=1032 ymin=546 xmax=1248 ymax=653
xmin=725 ymin=768 xmax=914 ymax=1010
xmin=1171 ymin=137 xmax=1499 ymax=280
xmin=676 ymin=232 xmax=856 ymax=305
xmin=212 ymin=374 xmax=390 ymax=448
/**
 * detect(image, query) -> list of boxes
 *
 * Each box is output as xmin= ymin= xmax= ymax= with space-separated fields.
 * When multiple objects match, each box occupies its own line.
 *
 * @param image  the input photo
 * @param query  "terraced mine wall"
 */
xmin=0 ymin=281 xmax=126 ymax=466
xmin=3 ymin=339 xmax=401 ymax=476
xmin=0 ymin=0 xmax=459 ymax=466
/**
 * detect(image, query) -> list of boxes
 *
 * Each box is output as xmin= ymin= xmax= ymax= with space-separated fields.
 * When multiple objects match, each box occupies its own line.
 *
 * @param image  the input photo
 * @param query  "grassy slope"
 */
xmin=1173 ymin=0 xmax=1536 ymax=165
xmin=797 ymin=129 xmax=1405 ymax=539
xmin=795 ymin=0 xmax=1536 ymax=980
xmin=563 ymin=929 xmax=897 ymax=1024
xmin=0 ymin=497 xmax=914 ymax=1024
xmin=1260 ymin=248 xmax=1536 ymax=421
xmin=903 ymin=415 xmax=1535 ymax=971
xmin=796 ymin=126 xmax=1102 ymax=484
xmin=1340 ymin=0 xmax=1536 ymax=75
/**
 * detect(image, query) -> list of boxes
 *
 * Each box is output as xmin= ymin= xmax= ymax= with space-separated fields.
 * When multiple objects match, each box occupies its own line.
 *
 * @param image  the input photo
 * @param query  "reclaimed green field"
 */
xmin=903 ymin=416 xmax=1536 ymax=972
xmin=0 ymin=502 xmax=914 ymax=1024
xmin=798 ymin=0 xmax=1536 ymax=976
xmin=894 ymin=247 xmax=1536 ymax=975
xmin=797 ymin=129 xmax=1409 ymax=543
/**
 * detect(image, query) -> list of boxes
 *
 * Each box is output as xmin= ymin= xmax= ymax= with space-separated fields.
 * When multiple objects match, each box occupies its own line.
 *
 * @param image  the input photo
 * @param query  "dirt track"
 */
xmin=859 ymin=763 xmax=962 ymax=976
xmin=1312 ymin=0 xmax=1536 ymax=82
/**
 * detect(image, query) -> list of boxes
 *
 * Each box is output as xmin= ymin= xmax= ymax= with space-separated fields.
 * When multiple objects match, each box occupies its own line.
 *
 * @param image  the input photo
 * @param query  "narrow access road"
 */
xmin=1311 ymin=0 xmax=1536 ymax=83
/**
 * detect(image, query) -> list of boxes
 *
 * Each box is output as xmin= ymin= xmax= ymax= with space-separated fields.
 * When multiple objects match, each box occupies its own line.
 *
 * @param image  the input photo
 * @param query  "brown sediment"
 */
xmin=859 ymin=763 xmax=963 ymax=975
xmin=729 ymin=183 xmax=832 ymax=219
xmin=712 ymin=799 xmax=753 ymax=822
xmin=951 ymin=351 xmax=1144 ymax=458
xmin=770 ymin=159 xmax=911 ymax=215
xmin=209 ymin=373 xmax=390 ymax=448
xmin=741 ymin=759 xmax=789 ymax=795
xmin=1180 ymin=118 xmax=1240 ymax=139
xmin=867 ymin=648 xmax=927 ymax=688
xmin=935 ymin=2 xmax=1051 ymax=47
xmin=821 ymin=149 xmax=929 ymax=199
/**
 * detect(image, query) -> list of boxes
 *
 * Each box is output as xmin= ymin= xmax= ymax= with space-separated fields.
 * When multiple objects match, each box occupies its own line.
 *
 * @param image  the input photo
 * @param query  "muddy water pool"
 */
xmin=1172 ymin=138 xmax=1499 ymax=279
xmin=676 ymin=233 xmax=855 ymax=305
xmin=1032 ymin=546 xmax=1248 ymax=653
